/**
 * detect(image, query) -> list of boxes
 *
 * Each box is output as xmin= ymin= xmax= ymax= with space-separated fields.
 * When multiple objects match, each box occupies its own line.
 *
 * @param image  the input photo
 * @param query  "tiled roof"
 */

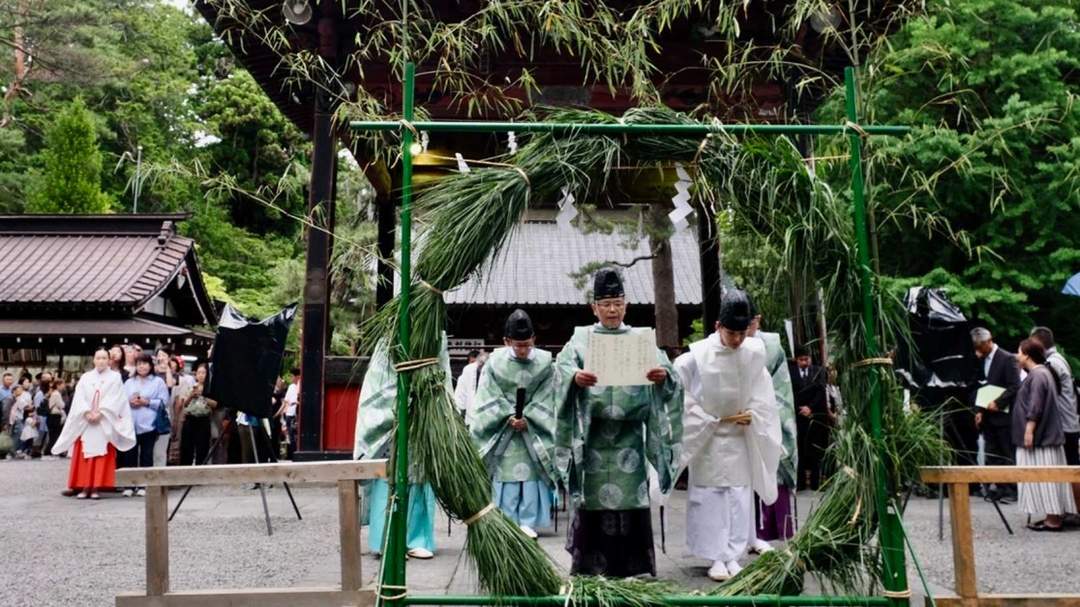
xmin=443 ymin=220 xmax=701 ymax=306
xmin=0 ymin=214 xmax=214 ymax=323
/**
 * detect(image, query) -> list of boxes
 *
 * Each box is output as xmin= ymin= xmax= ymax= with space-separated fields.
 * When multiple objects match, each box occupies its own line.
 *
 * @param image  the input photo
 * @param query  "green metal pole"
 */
xmin=381 ymin=60 xmax=417 ymax=607
xmin=349 ymin=120 xmax=910 ymax=137
xmin=844 ymin=66 xmax=909 ymax=605
xmin=403 ymin=595 xmax=890 ymax=607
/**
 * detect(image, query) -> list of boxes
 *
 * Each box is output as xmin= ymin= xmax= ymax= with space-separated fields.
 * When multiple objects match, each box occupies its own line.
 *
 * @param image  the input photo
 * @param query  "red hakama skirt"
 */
xmin=67 ymin=439 xmax=117 ymax=491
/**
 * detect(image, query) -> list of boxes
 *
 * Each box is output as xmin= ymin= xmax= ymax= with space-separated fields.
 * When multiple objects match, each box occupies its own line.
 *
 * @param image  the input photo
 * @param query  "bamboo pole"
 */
xmin=845 ymin=66 xmax=909 ymax=605
xmin=403 ymin=595 xmax=891 ymax=606
xmin=382 ymin=60 xmax=417 ymax=607
xmin=350 ymin=120 xmax=909 ymax=137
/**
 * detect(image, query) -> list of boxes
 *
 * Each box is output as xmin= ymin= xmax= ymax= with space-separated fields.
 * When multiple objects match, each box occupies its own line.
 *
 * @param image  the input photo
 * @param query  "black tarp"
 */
xmin=206 ymin=304 xmax=297 ymax=418
xmin=895 ymin=286 xmax=979 ymax=406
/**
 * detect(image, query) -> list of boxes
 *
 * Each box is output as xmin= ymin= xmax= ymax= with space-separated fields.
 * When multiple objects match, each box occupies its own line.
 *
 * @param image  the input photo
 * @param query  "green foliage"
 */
xmin=817 ymin=0 xmax=1080 ymax=347
xmin=27 ymin=98 xmax=112 ymax=213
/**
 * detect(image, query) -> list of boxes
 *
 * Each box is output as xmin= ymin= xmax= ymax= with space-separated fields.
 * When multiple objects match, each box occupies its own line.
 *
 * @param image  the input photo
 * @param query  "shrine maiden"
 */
xmin=675 ymin=289 xmax=782 ymax=581
xmin=555 ymin=268 xmax=683 ymax=577
xmin=52 ymin=348 xmax=136 ymax=499
xmin=470 ymin=309 xmax=558 ymax=539
xmin=353 ymin=337 xmax=452 ymax=559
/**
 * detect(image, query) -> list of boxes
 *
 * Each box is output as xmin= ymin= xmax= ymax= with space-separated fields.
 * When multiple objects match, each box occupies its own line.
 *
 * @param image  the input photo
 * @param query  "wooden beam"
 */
xmin=930 ymin=595 xmax=1080 ymax=607
xmin=146 ymin=486 xmax=170 ymax=596
xmin=117 ymin=460 xmax=387 ymax=487
xmin=299 ymin=97 xmax=337 ymax=455
xmin=948 ymin=483 xmax=977 ymax=605
xmin=338 ymin=480 xmax=362 ymax=591
xmin=116 ymin=587 xmax=375 ymax=607
xmin=921 ymin=466 xmax=1080 ymax=484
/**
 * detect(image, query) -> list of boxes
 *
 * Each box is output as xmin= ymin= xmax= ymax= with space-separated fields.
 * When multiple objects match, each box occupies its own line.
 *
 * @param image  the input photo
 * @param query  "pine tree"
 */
xmin=27 ymin=98 xmax=111 ymax=213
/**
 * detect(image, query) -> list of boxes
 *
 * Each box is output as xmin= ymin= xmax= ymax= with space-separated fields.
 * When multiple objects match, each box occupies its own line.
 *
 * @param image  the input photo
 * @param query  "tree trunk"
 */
xmin=649 ymin=204 xmax=679 ymax=351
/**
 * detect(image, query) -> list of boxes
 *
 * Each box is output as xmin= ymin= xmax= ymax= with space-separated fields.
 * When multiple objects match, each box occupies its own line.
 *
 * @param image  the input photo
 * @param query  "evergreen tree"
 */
xmin=27 ymin=98 xmax=111 ymax=213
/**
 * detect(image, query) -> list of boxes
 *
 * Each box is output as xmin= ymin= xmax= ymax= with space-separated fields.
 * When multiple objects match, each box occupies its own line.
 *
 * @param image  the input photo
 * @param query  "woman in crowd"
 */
xmin=1015 ymin=338 xmax=1078 ymax=531
xmin=179 ymin=363 xmax=216 ymax=466
xmin=122 ymin=352 xmax=169 ymax=496
xmin=52 ymin=348 xmax=135 ymax=499
xmin=109 ymin=345 xmax=129 ymax=382
xmin=8 ymin=385 xmax=30 ymax=457
xmin=46 ymin=378 xmax=67 ymax=456
xmin=151 ymin=349 xmax=176 ymax=467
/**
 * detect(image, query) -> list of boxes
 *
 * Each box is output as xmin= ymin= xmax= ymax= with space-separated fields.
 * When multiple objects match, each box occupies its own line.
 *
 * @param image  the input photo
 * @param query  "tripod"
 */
xmin=169 ymin=418 xmax=302 ymax=536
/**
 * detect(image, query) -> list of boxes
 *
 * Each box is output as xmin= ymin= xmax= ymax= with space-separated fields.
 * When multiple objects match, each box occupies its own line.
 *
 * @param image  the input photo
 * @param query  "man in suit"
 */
xmin=789 ymin=345 xmax=829 ymax=490
xmin=971 ymin=327 xmax=1021 ymax=500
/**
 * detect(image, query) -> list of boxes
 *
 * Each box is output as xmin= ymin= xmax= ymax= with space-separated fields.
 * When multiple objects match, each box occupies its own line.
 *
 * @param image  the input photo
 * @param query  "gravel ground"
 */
xmin=2 ymin=457 xmax=1078 ymax=607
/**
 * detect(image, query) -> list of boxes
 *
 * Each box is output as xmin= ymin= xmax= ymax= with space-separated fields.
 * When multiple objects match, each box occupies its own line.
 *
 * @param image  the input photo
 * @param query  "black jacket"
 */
xmin=790 ymin=363 xmax=828 ymax=416
xmin=976 ymin=347 xmax=1021 ymax=428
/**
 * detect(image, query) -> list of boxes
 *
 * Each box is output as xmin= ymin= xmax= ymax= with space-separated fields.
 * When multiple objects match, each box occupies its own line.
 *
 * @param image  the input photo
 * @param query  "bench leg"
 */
xmin=338 ymin=480 xmax=362 ymax=592
xmin=146 ymin=485 xmax=170 ymax=596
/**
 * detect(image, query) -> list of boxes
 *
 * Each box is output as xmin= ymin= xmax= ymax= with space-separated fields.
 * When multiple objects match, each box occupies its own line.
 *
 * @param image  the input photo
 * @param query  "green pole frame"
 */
xmin=382 ymin=60 xmax=417 ymax=607
xmin=404 ymin=595 xmax=890 ymax=606
xmin=370 ymin=59 xmax=914 ymax=606
xmin=844 ymin=66 xmax=909 ymax=604
xmin=350 ymin=120 xmax=908 ymax=137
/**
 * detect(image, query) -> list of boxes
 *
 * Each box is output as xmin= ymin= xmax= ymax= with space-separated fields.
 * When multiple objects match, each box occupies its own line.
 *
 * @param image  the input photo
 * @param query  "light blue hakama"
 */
xmin=492 ymin=479 xmax=554 ymax=530
xmin=367 ymin=479 xmax=437 ymax=554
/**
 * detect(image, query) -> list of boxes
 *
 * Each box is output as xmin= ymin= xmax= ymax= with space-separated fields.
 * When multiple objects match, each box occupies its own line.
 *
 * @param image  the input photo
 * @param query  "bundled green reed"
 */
xmin=365 ymin=103 xmax=949 ymax=599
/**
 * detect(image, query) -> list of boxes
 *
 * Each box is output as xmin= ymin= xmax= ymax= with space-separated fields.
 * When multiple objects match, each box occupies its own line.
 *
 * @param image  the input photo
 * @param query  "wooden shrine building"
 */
xmin=0 ymin=214 xmax=217 ymax=371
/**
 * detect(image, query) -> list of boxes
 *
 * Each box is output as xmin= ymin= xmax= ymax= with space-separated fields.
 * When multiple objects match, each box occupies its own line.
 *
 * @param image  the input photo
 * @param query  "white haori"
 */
xmin=687 ymin=485 xmax=752 ymax=562
xmin=1016 ymin=446 xmax=1077 ymax=516
xmin=51 ymin=368 xmax=135 ymax=458
xmin=675 ymin=333 xmax=782 ymax=502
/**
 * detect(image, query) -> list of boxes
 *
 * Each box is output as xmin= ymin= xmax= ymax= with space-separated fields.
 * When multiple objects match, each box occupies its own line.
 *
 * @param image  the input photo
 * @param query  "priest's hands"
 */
xmin=733 ymin=410 xmax=752 ymax=426
xmin=84 ymin=410 xmax=102 ymax=424
xmin=574 ymin=371 xmax=598 ymax=388
xmin=509 ymin=418 xmax=527 ymax=432
xmin=646 ymin=368 xmax=667 ymax=385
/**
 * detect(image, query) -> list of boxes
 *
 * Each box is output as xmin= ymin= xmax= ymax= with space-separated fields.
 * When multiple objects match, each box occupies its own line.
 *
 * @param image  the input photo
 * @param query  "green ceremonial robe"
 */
xmin=555 ymin=324 xmax=684 ymax=510
xmin=760 ymin=332 xmax=797 ymax=488
xmin=470 ymin=347 xmax=558 ymax=485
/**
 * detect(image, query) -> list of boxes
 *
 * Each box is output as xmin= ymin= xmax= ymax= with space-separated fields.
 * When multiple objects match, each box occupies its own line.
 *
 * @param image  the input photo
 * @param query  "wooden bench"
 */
xmin=920 ymin=466 xmax=1080 ymax=607
xmin=116 ymin=460 xmax=386 ymax=607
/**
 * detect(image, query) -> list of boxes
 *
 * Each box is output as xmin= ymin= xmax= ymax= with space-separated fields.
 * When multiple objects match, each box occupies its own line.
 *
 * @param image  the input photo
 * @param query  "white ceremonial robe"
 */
xmin=51 ymin=368 xmax=136 ymax=458
xmin=675 ymin=333 xmax=782 ymax=562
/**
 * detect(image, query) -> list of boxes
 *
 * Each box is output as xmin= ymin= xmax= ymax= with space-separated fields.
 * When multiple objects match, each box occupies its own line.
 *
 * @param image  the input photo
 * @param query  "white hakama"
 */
xmin=687 ymin=485 xmax=752 ymax=562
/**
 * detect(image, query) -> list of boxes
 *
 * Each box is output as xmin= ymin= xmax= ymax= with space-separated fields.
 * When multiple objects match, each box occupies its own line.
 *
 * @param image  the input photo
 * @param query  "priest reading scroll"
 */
xmin=675 ymin=289 xmax=783 ymax=582
xmin=555 ymin=268 xmax=683 ymax=577
xmin=52 ymin=348 xmax=136 ymax=500
xmin=470 ymin=309 xmax=558 ymax=539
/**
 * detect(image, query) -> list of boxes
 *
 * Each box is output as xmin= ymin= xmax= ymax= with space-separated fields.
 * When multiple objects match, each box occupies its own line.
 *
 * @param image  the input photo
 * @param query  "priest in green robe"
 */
xmin=555 ymin=268 xmax=683 ymax=577
xmin=353 ymin=337 xmax=452 ymax=560
xmin=747 ymin=307 xmax=797 ymax=549
xmin=470 ymin=309 xmax=558 ymax=539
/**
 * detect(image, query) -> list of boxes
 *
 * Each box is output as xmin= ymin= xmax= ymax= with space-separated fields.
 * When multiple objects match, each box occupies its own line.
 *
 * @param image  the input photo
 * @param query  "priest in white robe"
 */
xmin=675 ymin=289 xmax=783 ymax=582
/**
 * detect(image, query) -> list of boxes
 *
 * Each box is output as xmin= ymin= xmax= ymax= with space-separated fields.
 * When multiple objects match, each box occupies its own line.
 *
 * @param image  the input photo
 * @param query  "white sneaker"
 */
xmin=707 ymin=560 xmax=730 ymax=582
xmin=519 ymin=525 xmax=539 ymax=539
xmin=122 ymin=489 xmax=134 ymax=497
xmin=749 ymin=539 xmax=774 ymax=554
xmin=406 ymin=547 xmax=434 ymax=559
xmin=135 ymin=488 xmax=147 ymax=497
xmin=725 ymin=560 xmax=743 ymax=576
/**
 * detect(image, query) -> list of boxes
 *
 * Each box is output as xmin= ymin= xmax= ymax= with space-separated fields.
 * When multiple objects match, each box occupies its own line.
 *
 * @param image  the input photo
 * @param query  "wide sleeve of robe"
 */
xmin=645 ymin=347 xmax=683 ymax=496
xmin=762 ymin=333 xmax=797 ymax=488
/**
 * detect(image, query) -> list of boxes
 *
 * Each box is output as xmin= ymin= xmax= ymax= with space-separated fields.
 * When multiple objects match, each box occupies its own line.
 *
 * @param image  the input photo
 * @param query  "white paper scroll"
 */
xmin=585 ymin=328 xmax=656 ymax=386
